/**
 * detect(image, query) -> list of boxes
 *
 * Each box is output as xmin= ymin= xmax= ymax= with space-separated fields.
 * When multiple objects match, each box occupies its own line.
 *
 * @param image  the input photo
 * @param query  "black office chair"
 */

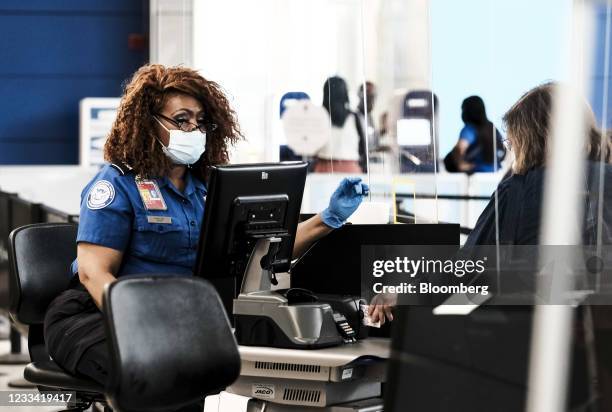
xmin=103 ymin=276 xmax=241 ymax=411
xmin=9 ymin=223 xmax=241 ymax=411
xmin=8 ymin=222 xmax=104 ymax=409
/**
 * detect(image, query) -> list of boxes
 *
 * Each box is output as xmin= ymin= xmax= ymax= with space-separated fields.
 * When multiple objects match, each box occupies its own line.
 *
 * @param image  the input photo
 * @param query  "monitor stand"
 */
xmin=239 ymin=237 xmax=280 ymax=294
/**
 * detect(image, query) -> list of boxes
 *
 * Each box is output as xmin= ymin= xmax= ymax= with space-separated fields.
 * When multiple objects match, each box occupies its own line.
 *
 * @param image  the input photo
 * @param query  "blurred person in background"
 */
xmin=444 ymin=95 xmax=505 ymax=174
xmin=466 ymin=83 xmax=611 ymax=245
xmin=314 ymin=76 xmax=364 ymax=173
xmin=356 ymin=81 xmax=379 ymax=171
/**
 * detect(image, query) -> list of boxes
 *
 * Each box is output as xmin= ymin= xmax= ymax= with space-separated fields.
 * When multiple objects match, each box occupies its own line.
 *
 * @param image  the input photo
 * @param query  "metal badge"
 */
xmin=147 ymin=215 xmax=172 ymax=224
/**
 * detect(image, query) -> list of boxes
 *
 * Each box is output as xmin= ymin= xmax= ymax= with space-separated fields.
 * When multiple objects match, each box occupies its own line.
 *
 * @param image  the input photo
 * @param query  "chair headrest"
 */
xmin=103 ymin=276 xmax=240 ymax=411
xmin=8 ymin=223 xmax=77 ymax=324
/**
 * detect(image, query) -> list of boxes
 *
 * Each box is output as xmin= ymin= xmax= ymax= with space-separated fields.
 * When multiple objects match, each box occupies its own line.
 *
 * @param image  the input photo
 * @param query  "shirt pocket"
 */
xmin=131 ymin=214 xmax=187 ymax=263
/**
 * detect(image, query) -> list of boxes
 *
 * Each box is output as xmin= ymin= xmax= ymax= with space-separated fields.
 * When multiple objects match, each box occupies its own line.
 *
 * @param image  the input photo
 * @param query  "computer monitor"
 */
xmin=194 ymin=162 xmax=308 ymax=314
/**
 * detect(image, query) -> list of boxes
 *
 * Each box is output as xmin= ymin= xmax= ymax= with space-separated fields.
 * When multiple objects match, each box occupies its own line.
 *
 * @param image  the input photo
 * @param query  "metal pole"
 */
xmin=526 ymin=1 xmax=595 ymax=411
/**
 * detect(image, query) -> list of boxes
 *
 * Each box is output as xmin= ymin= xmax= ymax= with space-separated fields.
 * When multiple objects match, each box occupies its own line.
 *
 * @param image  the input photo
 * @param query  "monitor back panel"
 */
xmin=290 ymin=223 xmax=460 ymax=296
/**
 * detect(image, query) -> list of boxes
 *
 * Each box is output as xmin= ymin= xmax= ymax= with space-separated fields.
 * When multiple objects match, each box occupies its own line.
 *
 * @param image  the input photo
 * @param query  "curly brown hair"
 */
xmin=104 ymin=64 xmax=242 ymax=180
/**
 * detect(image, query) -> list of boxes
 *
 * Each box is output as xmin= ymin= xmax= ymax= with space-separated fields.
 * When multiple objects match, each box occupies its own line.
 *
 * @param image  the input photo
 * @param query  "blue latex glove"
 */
xmin=321 ymin=177 xmax=370 ymax=228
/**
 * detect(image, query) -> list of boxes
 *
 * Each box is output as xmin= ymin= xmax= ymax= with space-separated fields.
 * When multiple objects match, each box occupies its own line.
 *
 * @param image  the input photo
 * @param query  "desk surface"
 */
xmin=238 ymin=337 xmax=390 ymax=367
xmin=0 ymin=166 xmax=98 ymax=215
xmin=1 ymin=166 xmax=501 ymax=230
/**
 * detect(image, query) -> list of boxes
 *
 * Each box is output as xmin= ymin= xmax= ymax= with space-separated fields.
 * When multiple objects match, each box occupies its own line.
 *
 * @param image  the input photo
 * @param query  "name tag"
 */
xmin=147 ymin=215 xmax=172 ymax=224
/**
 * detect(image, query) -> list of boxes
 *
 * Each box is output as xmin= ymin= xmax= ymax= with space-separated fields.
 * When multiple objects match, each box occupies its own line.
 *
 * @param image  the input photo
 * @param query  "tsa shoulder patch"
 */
xmin=86 ymin=180 xmax=116 ymax=210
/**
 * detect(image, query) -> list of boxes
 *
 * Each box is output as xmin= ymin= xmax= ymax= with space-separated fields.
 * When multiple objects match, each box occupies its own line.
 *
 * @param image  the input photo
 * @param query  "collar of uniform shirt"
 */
xmin=156 ymin=171 xmax=207 ymax=198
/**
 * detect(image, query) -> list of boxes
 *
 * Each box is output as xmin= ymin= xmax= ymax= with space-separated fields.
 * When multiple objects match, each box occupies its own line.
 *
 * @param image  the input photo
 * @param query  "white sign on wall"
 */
xmin=282 ymin=101 xmax=331 ymax=156
xmin=79 ymin=97 xmax=121 ymax=167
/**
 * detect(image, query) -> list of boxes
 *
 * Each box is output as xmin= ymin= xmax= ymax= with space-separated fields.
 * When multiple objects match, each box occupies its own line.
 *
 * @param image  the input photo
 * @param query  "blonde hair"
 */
xmin=503 ymin=82 xmax=610 ymax=174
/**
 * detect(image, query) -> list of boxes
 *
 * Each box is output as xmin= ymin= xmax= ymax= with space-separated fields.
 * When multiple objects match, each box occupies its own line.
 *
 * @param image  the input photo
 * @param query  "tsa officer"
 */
xmin=44 ymin=64 xmax=369 ymax=386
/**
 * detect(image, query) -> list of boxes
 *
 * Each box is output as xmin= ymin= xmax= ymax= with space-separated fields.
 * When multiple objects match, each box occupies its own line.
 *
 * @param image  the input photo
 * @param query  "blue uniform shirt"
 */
xmin=459 ymin=124 xmax=499 ymax=173
xmin=71 ymin=164 xmax=207 ymax=277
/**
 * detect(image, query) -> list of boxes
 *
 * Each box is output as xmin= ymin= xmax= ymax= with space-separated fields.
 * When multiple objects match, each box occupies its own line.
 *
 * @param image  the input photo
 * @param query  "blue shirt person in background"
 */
xmin=444 ymin=95 xmax=505 ymax=174
xmin=44 ymin=64 xmax=369 ymax=387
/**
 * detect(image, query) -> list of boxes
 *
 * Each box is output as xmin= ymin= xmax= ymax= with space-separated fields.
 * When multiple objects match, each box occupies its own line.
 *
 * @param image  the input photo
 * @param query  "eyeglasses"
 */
xmin=155 ymin=113 xmax=218 ymax=133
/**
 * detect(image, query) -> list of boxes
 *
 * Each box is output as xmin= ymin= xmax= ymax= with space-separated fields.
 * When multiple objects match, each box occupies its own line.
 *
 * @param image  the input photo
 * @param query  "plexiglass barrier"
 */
xmin=155 ymin=0 xmax=612 ymax=409
xmin=147 ymin=1 xmax=610 ymax=295
xmin=188 ymin=0 xmax=450 ymax=226
xmin=147 ymin=0 xmax=612 ymax=296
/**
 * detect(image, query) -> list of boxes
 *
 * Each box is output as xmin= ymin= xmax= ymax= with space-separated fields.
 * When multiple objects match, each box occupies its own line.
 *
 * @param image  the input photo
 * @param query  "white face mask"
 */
xmin=155 ymin=117 xmax=207 ymax=165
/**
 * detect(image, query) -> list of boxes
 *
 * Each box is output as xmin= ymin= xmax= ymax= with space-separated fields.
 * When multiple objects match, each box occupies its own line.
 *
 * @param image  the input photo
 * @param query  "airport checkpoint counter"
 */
xmin=0 ymin=166 xmax=99 ymax=216
xmin=206 ymin=222 xmax=460 ymax=412
xmin=205 ymin=338 xmax=390 ymax=412
xmin=302 ymin=170 xmax=505 ymax=231
xmin=0 ymin=165 xmax=486 ymax=410
xmin=0 ymin=165 xmax=505 ymax=229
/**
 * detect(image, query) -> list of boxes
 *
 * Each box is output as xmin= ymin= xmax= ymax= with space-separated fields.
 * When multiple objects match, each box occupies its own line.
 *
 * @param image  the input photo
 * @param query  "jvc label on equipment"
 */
xmin=252 ymin=384 xmax=275 ymax=399
xmin=341 ymin=368 xmax=353 ymax=380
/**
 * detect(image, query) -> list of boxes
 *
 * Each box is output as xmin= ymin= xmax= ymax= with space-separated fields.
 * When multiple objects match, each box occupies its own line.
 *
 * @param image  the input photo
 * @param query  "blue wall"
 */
xmin=0 ymin=0 xmax=147 ymax=164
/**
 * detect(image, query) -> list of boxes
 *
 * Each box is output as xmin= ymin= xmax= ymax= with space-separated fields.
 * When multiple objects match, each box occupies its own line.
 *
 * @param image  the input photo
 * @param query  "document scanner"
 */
xmin=233 ymin=237 xmax=365 ymax=349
